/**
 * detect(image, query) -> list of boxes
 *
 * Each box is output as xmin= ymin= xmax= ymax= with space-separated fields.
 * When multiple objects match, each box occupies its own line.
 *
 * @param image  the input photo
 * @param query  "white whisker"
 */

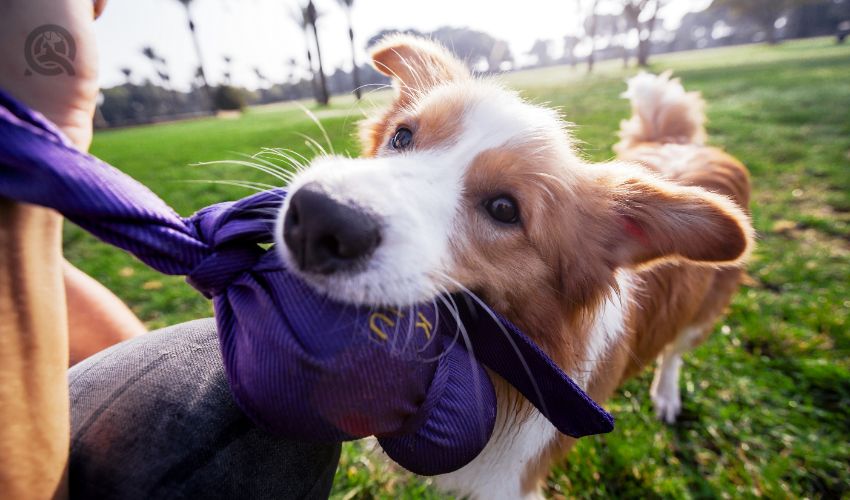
xmin=192 ymin=159 xmax=292 ymax=184
xmin=434 ymin=271 xmax=551 ymax=422
xmin=296 ymin=102 xmax=335 ymax=155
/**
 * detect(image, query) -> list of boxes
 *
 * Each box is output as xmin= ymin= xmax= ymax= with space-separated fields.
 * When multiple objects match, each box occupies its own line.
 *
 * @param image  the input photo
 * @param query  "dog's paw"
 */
xmin=651 ymin=384 xmax=682 ymax=424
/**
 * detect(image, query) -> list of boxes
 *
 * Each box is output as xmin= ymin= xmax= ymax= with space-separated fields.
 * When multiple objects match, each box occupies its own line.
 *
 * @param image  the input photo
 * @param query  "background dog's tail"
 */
xmin=614 ymin=71 xmax=707 ymax=154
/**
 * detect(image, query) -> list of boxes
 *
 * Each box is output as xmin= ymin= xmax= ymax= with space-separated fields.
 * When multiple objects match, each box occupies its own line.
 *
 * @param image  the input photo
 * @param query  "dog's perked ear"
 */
xmin=369 ymin=35 xmax=470 ymax=104
xmin=605 ymin=171 xmax=754 ymax=269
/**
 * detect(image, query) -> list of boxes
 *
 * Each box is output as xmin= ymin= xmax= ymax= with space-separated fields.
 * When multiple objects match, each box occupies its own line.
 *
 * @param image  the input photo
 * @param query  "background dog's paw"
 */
xmin=651 ymin=384 xmax=682 ymax=424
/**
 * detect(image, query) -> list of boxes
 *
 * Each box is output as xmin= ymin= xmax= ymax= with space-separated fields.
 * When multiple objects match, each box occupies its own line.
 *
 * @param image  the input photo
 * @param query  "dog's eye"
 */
xmin=485 ymin=196 xmax=520 ymax=224
xmin=390 ymin=127 xmax=413 ymax=150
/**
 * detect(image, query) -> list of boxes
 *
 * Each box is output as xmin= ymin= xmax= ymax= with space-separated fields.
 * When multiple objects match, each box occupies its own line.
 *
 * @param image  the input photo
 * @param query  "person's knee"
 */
xmin=69 ymin=319 xmax=341 ymax=499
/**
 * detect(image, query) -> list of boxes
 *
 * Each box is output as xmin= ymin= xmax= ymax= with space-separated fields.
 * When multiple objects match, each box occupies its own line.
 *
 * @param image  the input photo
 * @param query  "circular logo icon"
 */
xmin=25 ymin=24 xmax=76 ymax=76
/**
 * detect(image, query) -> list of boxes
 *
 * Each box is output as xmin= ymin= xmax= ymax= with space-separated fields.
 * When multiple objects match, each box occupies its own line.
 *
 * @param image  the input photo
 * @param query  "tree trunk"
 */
xmin=765 ymin=22 xmax=778 ymax=44
xmin=310 ymin=23 xmax=330 ymax=106
xmin=304 ymin=45 xmax=318 ymax=101
xmin=637 ymin=0 xmax=659 ymax=67
xmin=586 ymin=0 xmax=600 ymax=74
xmin=348 ymin=23 xmax=362 ymax=100
xmin=637 ymin=37 xmax=650 ymax=66
xmin=184 ymin=4 xmax=215 ymax=113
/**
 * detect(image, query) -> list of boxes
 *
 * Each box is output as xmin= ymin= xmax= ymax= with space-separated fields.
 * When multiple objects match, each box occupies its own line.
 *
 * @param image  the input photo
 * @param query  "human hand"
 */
xmin=0 ymin=0 xmax=107 ymax=150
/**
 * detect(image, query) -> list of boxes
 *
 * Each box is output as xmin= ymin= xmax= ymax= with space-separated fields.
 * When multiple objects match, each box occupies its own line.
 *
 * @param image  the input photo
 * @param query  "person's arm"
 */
xmin=0 ymin=200 xmax=69 ymax=499
xmin=66 ymin=261 xmax=146 ymax=365
xmin=0 ymin=1 xmax=107 ymax=497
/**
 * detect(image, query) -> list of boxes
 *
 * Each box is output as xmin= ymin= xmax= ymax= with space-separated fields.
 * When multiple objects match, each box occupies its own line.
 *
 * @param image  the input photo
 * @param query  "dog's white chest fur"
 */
xmin=433 ymin=408 xmax=557 ymax=500
xmin=432 ymin=274 xmax=634 ymax=499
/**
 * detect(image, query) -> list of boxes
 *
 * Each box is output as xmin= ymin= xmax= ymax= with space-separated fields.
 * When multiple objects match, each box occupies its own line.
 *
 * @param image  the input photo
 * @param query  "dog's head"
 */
xmin=275 ymin=36 xmax=752 ymax=344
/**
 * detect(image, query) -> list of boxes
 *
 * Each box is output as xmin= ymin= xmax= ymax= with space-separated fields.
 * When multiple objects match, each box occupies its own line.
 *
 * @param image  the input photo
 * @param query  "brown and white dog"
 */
xmin=276 ymin=36 xmax=753 ymax=499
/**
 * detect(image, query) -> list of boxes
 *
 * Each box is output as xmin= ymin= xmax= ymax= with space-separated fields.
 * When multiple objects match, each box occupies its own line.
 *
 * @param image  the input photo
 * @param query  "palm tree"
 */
xmin=292 ymin=1 xmax=329 ymax=105
xmin=286 ymin=57 xmax=297 ymax=83
xmin=336 ymin=0 xmax=361 ymax=100
xmin=291 ymin=6 xmax=317 ymax=101
xmin=120 ymin=67 xmax=133 ymax=85
xmin=223 ymin=55 xmax=233 ymax=85
xmin=142 ymin=46 xmax=170 ymax=89
xmin=305 ymin=1 xmax=329 ymax=105
xmin=176 ymin=0 xmax=214 ymax=111
xmin=254 ymin=67 xmax=269 ymax=102
xmin=254 ymin=67 xmax=268 ymax=86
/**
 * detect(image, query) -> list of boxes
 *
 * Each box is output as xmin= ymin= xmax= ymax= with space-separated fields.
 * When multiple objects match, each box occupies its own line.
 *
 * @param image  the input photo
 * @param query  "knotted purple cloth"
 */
xmin=0 ymin=88 xmax=613 ymax=475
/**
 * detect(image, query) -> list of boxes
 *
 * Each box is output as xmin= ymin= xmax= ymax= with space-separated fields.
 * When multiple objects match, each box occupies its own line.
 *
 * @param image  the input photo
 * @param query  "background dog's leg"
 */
xmin=650 ymin=325 xmax=708 ymax=424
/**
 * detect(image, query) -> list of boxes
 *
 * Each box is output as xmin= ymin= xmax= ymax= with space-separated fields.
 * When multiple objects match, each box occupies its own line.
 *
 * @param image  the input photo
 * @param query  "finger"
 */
xmin=94 ymin=0 xmax=108 ymax=19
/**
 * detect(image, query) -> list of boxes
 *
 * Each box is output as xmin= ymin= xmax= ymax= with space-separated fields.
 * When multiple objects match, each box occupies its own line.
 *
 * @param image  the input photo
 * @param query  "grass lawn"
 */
xmin=71 ymin=37 xmax=850 ymax=498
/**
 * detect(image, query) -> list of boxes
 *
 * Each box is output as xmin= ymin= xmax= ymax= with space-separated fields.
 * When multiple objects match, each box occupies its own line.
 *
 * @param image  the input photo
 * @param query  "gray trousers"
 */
xmin=69 ymin=318 xmax=341 ymax=499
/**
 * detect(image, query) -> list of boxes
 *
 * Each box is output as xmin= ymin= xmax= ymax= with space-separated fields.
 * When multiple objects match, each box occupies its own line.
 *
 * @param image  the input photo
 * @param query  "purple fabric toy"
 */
xmin=0 ymin=88 xmax=613 ymax=475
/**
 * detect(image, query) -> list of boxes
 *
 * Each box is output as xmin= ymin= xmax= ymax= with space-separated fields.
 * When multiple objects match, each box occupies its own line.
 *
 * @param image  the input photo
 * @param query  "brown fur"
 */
xmin=361 ymin=37 xmax=753 ymax=497
xmin=616 ymin=144 xmax=751 ymax=378
xmin=360 ymin=35 xmax=471 ymax=157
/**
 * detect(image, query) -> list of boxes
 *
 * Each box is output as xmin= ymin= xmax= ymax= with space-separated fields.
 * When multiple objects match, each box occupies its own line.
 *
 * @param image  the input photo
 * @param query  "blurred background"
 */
xmin=92 ymin=0 xmax=850 ymax=126
xmin=73 ymin=1 xmax=849 ymax=498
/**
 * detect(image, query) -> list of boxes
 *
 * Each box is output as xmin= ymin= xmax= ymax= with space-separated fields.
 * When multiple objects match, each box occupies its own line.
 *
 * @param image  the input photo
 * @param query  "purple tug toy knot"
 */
xmin=0 ymin=87 xmax=613 ymax=475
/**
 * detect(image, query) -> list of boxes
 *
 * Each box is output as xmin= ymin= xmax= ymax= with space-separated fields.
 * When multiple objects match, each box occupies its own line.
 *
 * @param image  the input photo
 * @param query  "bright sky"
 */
xmin=94 ymin=0 xmax=712 ymax=91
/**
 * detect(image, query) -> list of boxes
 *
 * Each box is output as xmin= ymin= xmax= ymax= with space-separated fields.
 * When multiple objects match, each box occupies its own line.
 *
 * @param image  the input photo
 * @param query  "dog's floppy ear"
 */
xmin=605 ymin=170 xmax=753 ymax=268
xmin=370 ymin=35 xmax=469 ymax=104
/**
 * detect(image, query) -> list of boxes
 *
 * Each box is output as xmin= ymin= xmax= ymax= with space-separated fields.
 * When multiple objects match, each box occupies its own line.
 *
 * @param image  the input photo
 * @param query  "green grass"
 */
xmin=71 ymin=37 xmax=850 ymax=498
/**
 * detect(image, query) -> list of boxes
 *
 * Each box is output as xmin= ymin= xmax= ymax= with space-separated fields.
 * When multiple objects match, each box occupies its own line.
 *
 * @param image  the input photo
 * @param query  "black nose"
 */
xmin=283 ymin=184 xmax=381 ymax=274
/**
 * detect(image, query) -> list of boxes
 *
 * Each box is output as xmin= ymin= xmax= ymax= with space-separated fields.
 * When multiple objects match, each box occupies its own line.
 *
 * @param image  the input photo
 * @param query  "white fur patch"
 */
xmin=275 ymin=82 xmax=568 ymax=306
xmin=274 ymin=151 xmax=463 ymax=305
xmin=650 ymin=349 xmax=684 ymax=424
xmin=432 ymin=272 xmax=634 ymax=498
xmin=580 ymin=270 xmax=636 ymax=389
xmin=618 ymin=71 xmax=705 ymax=149
xmin=622 ymin=71 xmax=687 ymax=113
xmin=650 ymin=323 xmax=708 ymax=423
xmin=433 ymin=407 xmax=557 ymax=500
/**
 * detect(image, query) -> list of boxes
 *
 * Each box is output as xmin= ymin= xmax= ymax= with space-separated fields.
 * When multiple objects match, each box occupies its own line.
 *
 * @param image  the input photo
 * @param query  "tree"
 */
xmin=142 ymin=46 xmax=172 ymax=89
xmin=305 ymin=1 xmax=329 ymax=105
xmin=711 ymin=0 xmax=812 ymax=44
xmin=254 ymin=67 xmax=268 ymax=86
xmin=222 ymin=55 xmax=233 ymax=85
xmin=562 ymin=35 xmax=580 ymax=68
xmin=286 ymin=57 xmax=297 ymax=83
xmin=584 ymin=0 xmax=602 ymax=73
xmin=336 ymin=0 xmax=361 ymax=100
xmin=593 ymin=13 xmax=629 ymax=66
xmin=176 ymin=0 xmax=214 ymax=111
xmin=622 ymin=0 xmax=664 ymax=66
xmin=120 ymin=67 xmax=133 ymax=85
xmin=529 ymin=39 xmax=552 ymax=67
xmin=254 ymin=67 xmax=270 ymax=103
xmin=291 ymin=2 xmax=329 ymax=105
